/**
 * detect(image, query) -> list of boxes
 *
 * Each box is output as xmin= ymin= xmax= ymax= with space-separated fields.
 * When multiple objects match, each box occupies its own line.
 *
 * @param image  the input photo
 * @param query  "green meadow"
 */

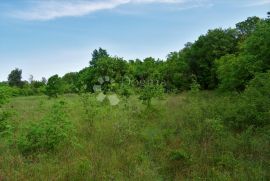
xmin=0 ymin=91 xmax=269 ymax=180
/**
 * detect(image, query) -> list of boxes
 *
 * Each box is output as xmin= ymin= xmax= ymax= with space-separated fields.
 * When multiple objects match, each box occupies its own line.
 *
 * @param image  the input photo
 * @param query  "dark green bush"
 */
xmin=0 ymin=86 xmax=11 ymax=106
xmin=0 ymin=111 xmax=12 ymax=135
xmin=18 ymin=102 xmax=75 ymax=155
xmin=223 ymin=72 xmax=270 ymax=129
xmin=45 ymin=75 xmax=64 ymax=98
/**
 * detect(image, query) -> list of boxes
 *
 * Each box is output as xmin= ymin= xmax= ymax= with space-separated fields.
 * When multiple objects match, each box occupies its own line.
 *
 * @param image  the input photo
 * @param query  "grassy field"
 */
xmin=0 ymin=92 xmax=269 ymax=180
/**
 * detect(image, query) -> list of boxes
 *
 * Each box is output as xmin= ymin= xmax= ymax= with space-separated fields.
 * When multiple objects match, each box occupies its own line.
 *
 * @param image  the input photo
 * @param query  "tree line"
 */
xmin=1 ymin=13 xmax=270 ymax=97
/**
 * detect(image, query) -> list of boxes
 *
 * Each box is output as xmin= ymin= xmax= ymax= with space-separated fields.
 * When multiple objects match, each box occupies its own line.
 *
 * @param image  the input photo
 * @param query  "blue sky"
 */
xmin=0 ymin=0 xmax=269 ymax=81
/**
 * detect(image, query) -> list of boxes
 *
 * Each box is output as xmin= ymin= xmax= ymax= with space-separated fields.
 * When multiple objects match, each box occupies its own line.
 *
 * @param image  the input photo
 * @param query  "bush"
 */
xmin=80 ymin=93 xmax=98 ymax=125
xmin=223 ymin=72 xmax=270 ymax=129
xmin=240 ymin=72 xmax=270 ymax=127
xmin=0 ymin=111 xmax=12 ymax=136
xmin=139 ymin=83 xmax=164 ymax=107
xmin=18 ymin=102 xmax=75 ymax=155
xmin=45 ymin=75 xmax=64 ymax=98
xmin=190 ymin=78 xmax=201 ymax=94
xmin=0 ymin=86 xmax=11 ymax=106
xmin=119 ymin=84 xmax=133 ymax=107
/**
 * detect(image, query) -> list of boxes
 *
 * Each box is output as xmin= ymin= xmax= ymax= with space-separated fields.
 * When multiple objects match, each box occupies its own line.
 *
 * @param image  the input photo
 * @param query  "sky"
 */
xmin=0 ymin=0 xmax=269 ymax=81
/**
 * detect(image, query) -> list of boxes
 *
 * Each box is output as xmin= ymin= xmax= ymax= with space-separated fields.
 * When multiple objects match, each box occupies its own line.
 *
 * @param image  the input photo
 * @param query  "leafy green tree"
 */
xmin=94 ymin=56 xmax=128 ymax=82
xmin=186 ymin=28 xmax=238 ymax=89
xmin=62 ymin=72 xmax=79 ymax=93
xmin=139 ymin=83 xmax=164 ymax=107
xmin=30 ymin=80 xmax=46 ymax=95
xmin=216 ymin=54 xmax=259 ymax=91
xmin=236 ymin=16 xmax=261 ymax=40
xmin=8 ymin=68 xmax=23 ymax=87
xmin=241 ymin=20 xmax=270 ymax=71
xmin=119 ymin=83 xmax=133 ymax=107
xmin=216 ymin=20 xmax=270 ymax=91
xmin=90 ymin=48 xmax=109 ymax=67
xmin=45 ymin=75 xmax=63 ymax=98
xmin=163 ymin=50 xmax=191 ymax=91
xmin=77 ymin=67 xmax=96 ymax=92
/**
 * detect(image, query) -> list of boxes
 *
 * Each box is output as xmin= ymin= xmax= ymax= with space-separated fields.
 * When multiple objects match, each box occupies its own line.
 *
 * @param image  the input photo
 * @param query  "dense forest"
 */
xmin=0 ymin=13 xmax=269 ymax=180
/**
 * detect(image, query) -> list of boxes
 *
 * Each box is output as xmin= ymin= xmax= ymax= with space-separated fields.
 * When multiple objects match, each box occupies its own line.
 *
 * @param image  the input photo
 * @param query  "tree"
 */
xmin=90 ymin=48 xmax=109 ymax=67
xmin=45 ymin=75 xmax=63 ymax=98
xmin=139 ymin=83 xmax=164 ymax=108
xmin=236 ymin=16 xmax=261 ymax=39
xmin=186 ymin=28 xmax=239 ymax=89
xmin=94 ymin=56 xmax=128 ymax=82
xmin=41 ymin=77 xmax=47 ymax=84
xmin=8 ymin=68 xmax=23 ymax=87
xmin=62 ymin=72 xmax=79 ymax=93
xmin=215 ymin=19 xmax=270 ymax=91
xmin=215 ymin=54 xmax=258 ymax=91
xmin=241 ymin=20 xmax=270 ymax=71
xmin=163 ymin=50 xmax=191 ymax=91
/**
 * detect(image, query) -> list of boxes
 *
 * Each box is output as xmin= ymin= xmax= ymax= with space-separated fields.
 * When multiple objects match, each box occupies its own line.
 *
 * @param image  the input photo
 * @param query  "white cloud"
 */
xmin=11 ymin=0 xmax=207 ymax=20
xmin=245 ymin=0 xmax=270 ymax=7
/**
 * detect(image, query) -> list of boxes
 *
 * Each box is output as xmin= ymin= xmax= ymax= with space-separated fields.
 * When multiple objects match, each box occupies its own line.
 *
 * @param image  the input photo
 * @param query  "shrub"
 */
xmin=190 ymin=78 xmax=201 ymax=94
xmin=0 ymin=111 xmax=12 ymax=136
xmin=0 ymin=86 xmax=12 ymax=136
xmin=139 ymin=83 xmax=164 ymax=107
xmin=45 ymin=75 xmax=64 ymax=98
xmin=240 ymin=72 xmax=270 ymax=127
xmin=18 ymin=102 xmax=75 ymax=155
xmin=119 ymin=84 xmax=133 ymax=107
xmin=0 ymin=86 xmax=11 ymax=106
xmin=80 ymin=93 xmax=98 ymax=125
xmin=223 ymin=72 xmax=270 ymax=129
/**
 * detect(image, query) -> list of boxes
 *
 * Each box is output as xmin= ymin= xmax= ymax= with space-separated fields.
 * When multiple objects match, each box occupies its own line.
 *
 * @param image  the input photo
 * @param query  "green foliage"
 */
xmin=0 ymin=111 xmax=12 ymax=136
xmin=242 ymin=20 xmax=270 ymax=71
xmin=163 ymin=51 xmax=190 ymax=91
xmin=190 ymin=77 xmax=201 ymax=94
xmin=187 ymin=28 xmax=239 ymax=89
xmin=169 ymin=149 xmax=190 ymax=162
xmin=216 ymin=19 xmax=270 ymax=91
xmin=139 ymin=83 xmax=164 ymax=107
xmin=62 ymin=72 xmax=79 ymax=93
xmin=0 ymin=86 xmax=10 ymax=106
xmin=1 ymin=13 xmax=270 ymax=181
xmin=45 ymin=75 xmax=64 ymax=98
xmin=216 ymin=54 xmax=259 ymax=91
xmin=1 ymin=16 xmax=269 ymax=96
xmin=118 ymin=83 xmax=133 ymax=107
xmin=232 ymin=72 xmax=270 ymax=129
xmin=17 ymin=102 xmax=75 ymax=155
xmin=0 ymin=86 xmax=12 ymax=137
xmin=8 ymin=68 xmax=23 ymax=87
xmin=80 ymin=93 xmax=98 ymax=125
xmin=90 ymin=48 xmax=109 ymax=66
xmin=236 ymin=16 xmax=261 ymax=39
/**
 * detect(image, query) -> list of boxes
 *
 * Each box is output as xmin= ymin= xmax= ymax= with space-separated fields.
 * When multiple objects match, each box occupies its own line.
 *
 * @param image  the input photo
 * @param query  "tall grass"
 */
xmin=0 ymin=92 xmax=269 ymax=180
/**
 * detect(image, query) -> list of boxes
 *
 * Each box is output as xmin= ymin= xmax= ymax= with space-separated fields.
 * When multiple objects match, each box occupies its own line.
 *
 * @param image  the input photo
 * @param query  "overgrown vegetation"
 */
xmin=17 ymin=101 xmax=76 ymax=155
xmin=0 ymin=13 xmax=269 ymax=180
